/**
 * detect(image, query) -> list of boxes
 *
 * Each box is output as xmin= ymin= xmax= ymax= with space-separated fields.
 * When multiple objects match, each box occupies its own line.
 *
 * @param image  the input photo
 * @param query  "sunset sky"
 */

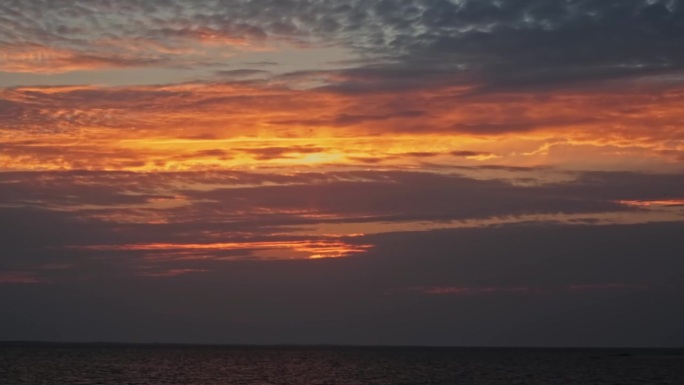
xmin=1 ymin=0 xmax=683 ymax=347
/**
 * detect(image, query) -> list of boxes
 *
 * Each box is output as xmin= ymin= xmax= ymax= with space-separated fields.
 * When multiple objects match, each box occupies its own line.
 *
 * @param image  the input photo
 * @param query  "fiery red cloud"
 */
xmin=74 ymin=240 xmax=372 ymax=261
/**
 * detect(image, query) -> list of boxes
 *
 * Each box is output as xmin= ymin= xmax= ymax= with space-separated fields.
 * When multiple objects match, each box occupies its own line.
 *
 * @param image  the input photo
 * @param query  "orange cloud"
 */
xmin=72 ymin=239 xmax=373 ymax=261
xmin=2 ymin=79 xmax=684 ymax=173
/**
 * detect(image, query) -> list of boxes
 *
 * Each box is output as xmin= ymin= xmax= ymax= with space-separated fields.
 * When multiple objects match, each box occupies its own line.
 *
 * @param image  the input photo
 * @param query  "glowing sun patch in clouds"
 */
xmin=2 ymin=78 xmax=684 ymax=174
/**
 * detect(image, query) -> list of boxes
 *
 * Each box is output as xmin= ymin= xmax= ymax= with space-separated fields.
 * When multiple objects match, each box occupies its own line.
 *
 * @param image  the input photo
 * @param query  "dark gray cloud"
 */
xmin=1 ymin=169 xmax=682 ymax=277
xmin=1 ymin=221 xmax=683 ymax=346
xmin=360 ymin=222 xmax=684 ymax=288
xmin=215 ymin=69 xmax=271 ymax=79
xmin=1 ymin=169 xmax=683 ymax=346
xmin=3 ymin=0 xmax=683 ymax=89
xmin=374 ymin=0 xmax=684 ymax=90
xmin=178 ymin=171 xmax=629 ymax=222
xmin=4 ymin=169 xmax=683 ymax=224
xmin=270 ymin=110 xmax=427 ymax=127
xmin=451 ymin=150 xmax=493 ymax=158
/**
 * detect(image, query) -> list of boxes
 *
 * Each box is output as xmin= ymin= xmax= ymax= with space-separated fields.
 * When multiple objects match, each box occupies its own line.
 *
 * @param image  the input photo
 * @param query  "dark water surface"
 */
xmin=1 ymin=344 xmax=682 ymax=384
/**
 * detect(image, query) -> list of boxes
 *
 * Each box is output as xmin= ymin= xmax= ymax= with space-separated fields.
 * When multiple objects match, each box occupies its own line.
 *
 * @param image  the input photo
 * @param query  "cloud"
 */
xmin=0 ymin=44 xmax=170 ymax=74
xmin=236 ymin=146 xmax=328 ymax=161
xmin=215 ymin=69 xmax=271 ymax=79
xmin=3 ymin=78 xmax=684 ymax=173
xmin=1 ymin=221 xmax=683 ymax=346
xmin=365 ymin=0 xmax=684 ymax=90
xmin=3 ymin=169 xmax=683 ymax=226
xmin=0 ymin=272 xmax=46 ymax=284
xmin=450 ymin=150 xmax=493 ymax=158
xmin=419 ymin=286 xmax=540 ymax=296
xmin=1 ymin=0 xmax=681 ymax=90
xmin=0 ymin=2 xmax=282 ymax=73
xmin=136 ymin=268 xmax=208 ymax=278
xmin=360 ymin=222 xmax=684 ymax=290
xmin=416 ymin=283 xmax=652 ymax=296
xmin=270 ymin=110 xmax=427 ymax=127
xmin=565 ymin=283 xmax=651 ymax=292
xmin=178 ymin=171 xmax=625 ymax=223
xmin=75 ymin=239 xmax=372 ymax=262
xmin=1 ymin=168 xmax=683 ymax=285
xmin=2 ymin=0 xmax=684 ymax=348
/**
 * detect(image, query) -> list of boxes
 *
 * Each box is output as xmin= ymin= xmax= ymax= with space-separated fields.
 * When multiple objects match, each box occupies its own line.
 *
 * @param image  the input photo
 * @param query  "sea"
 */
xmin=1 ymin=344 xmax=682 ymax=384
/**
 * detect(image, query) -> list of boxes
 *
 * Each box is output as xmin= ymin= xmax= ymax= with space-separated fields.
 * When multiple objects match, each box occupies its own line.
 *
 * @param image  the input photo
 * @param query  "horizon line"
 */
xmin=1 ymin=341 xmax=682 ymax=350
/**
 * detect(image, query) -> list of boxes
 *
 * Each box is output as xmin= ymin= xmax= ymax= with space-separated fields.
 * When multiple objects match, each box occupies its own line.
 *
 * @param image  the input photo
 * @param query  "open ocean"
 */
xmin=1 ymin=344 xmax=682 ymax=384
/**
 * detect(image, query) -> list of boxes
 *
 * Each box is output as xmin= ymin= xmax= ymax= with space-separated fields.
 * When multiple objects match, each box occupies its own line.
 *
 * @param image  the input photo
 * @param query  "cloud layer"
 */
xmin=2 ymin=0 xmax=684 ymax=346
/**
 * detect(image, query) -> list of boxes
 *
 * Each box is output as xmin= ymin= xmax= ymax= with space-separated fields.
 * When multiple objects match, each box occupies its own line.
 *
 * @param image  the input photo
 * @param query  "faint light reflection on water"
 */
xmin=1 ymin=345 xmax=683 ymax=385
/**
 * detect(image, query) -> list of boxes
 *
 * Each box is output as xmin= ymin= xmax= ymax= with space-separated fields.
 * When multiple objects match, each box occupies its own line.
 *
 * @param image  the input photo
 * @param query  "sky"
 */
xmin=1 ymin=0 xmax=683 ymax=347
